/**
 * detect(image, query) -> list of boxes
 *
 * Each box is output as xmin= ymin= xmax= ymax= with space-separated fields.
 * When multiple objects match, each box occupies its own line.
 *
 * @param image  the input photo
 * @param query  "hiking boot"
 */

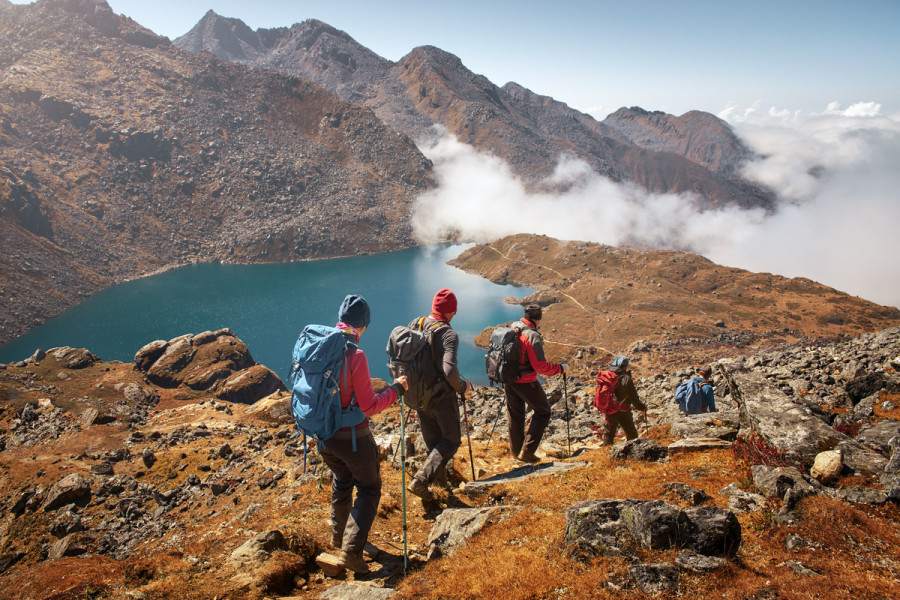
xmin=518 ymin=449 xmax=540 ymax=464
xmin=330 ymin=531 xmax=343 ymax=550
xmin=407 ymin=478 xmax=434 ymax=501
xmin=338 ymin=550 xmax=369 ymax=574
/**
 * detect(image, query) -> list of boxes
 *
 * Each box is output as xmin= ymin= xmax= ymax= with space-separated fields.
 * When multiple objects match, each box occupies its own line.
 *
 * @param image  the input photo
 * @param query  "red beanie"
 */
xmin=432 ymin=288 xmax=457 ymax=315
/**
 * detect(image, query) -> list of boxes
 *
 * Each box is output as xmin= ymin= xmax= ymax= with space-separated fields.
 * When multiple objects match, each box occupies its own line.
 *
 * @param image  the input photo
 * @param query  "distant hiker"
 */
xmin=405 ymin=288 xmax=473 ymax=506
xmin=602 ymin=355 xmax=647 ymax=445
xmin=504 ymin=303 xmax=565 ymax=463
xmin=674 ymin=365 xmax=717 ymax=414
xmin=317 ymin=294 xmax=408 ymax=574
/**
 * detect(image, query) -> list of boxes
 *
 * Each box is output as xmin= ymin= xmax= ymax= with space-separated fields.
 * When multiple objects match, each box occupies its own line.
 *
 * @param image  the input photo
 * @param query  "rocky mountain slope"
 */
xmin=175 ymin=12 xmax=774 ymax=210
xmin=0 ymin=0 xmax=433 ymax=344
xmin=1 ymin=314 xmax=899 ymax=599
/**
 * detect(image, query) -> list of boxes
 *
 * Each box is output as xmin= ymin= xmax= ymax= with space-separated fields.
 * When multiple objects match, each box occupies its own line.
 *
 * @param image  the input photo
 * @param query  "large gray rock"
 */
xmin=321 ymin=585 xmax=396 ymax=599
xmin=751 ymin=465 xmax=818 ymax=499
xmin=856 ymin=421 xmax=900 ymax=456
xmin=426 ymin=507 xmax=513 ymax=560
xmin=610 ymin=438 xmax=668 ymax=462
xmin=879 ymin=436 xmax=900 ymax=498
xmin=627 ymin=563 xmax=679 ymax=595
xmin=565 ymin=499 xmax=741 ymax=561
xmin=228 ymin=530 xmax=287 ymax=566
xmin=723 ymin=366 xmax=886 ymax=474
xmin=43 ymin=473 xmax=91 ymax=511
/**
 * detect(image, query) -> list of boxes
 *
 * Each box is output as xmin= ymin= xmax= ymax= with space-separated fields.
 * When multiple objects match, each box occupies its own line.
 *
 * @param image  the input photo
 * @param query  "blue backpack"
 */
xmin=289 ymin=325 xmax=366 ymax=444
xmin=674 ymin=378 xmax=708 ymax=414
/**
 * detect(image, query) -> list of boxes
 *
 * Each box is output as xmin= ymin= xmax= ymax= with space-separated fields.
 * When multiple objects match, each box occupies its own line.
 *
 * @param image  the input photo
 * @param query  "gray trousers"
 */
xmin=414 ymin=394 xmax=461 ymax=486
xmin=505 ymin=380 xmax=552 ymax=455
xmin=319 ymin=426 xmax=381 ymax=555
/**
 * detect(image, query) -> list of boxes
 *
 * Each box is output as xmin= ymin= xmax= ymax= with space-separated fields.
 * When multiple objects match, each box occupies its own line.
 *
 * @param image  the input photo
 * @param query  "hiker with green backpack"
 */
xmin=290 ymin=294 xmax=408 ymax=574
xmin=401 ymin=288 xmax=473 ymax=508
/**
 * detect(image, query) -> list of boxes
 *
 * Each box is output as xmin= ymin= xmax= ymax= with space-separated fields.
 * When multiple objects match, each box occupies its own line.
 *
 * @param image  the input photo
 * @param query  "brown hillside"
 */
xmin=450 ymin=234 xmax=900 ymax=370
xmin=0 ymin=0 xmax=433 ymax=344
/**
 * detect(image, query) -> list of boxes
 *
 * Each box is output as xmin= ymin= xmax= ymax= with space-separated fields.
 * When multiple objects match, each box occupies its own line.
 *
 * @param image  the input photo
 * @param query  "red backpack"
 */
xmin=593 ymin=370 xmax=622 ymax=415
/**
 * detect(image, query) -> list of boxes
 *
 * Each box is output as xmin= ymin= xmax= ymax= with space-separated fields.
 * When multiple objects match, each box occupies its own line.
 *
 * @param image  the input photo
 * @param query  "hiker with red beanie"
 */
xmin=505 ymin=303 xmax=566 ymax=463
xmin=405 ymin=288 xmax=473 ymax=508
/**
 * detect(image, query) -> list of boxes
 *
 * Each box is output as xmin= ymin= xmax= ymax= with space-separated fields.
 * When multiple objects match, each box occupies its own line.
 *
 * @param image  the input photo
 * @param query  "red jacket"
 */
xmin=336 ymin=323 xmax=399 ymax=427
xmin=515 ymin=318 xmax=562 ymax=383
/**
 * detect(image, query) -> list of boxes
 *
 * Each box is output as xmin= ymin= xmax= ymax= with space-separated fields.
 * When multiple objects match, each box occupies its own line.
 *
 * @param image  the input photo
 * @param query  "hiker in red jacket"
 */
xmin=319 ymin=294 xmax=408 ymax=574
xmin=505 ymin=303 xmax=565 ymax=463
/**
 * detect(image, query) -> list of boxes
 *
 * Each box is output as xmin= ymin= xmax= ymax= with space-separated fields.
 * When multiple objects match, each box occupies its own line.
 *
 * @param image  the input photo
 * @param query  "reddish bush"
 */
xmin=732 ymin=432 xmax=792 ymax=468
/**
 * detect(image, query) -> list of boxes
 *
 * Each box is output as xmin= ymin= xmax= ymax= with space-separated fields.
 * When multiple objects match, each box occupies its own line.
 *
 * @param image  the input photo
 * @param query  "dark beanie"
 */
xmin=338 ymin=294 xmax=370 ymax=328
xmin=432 ymin=288 xmax=457 ymax=315
xmin=524 ymin=303 xmax=542 ymax=321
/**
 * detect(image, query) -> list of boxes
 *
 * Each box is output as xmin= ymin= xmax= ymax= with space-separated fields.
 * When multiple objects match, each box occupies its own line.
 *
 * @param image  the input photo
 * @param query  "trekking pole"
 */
xmin=487 ymin=403 xmax=505 ymax=446
xmin=399 ymin=394 xmax=408 ymax=574
xmin=459 ymin=391 xmax=477 ymax=482
xmin=563 ymin=372 xmax=571 ymax=458
xmin=391 ymin=406 xmax=413 ymax=464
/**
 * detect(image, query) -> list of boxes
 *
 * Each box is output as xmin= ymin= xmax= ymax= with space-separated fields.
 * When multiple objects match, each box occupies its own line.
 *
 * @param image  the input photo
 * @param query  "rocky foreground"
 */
xmin=0 ymin=325 xmax=899 ymax=598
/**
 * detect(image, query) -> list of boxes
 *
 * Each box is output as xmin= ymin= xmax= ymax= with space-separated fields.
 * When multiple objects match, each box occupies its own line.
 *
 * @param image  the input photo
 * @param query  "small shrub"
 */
xmin=833 ymin=422 xmax=862 ymax=438
xmin=731 ymin=433 xmax=792 ymax=468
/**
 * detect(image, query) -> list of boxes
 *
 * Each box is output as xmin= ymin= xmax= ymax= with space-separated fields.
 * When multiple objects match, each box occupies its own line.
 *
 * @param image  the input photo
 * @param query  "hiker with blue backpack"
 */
xmin=289 ymin=294 xmax=408 ymax=574
xmin=674 ymin=365 xmax=717 ymax=414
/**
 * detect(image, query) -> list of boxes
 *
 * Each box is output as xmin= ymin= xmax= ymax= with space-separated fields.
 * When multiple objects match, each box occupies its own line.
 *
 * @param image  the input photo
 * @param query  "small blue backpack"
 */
xmin=674 ymin=378 xmax=708 ymax=414
xmin=289 ymin=325 xmax=366 ymax=445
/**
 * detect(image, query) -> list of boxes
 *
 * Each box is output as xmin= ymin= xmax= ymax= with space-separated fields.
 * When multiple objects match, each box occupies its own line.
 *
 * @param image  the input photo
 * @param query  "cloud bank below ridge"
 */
xmin=411 ymin=104 xmax=900 ymax=308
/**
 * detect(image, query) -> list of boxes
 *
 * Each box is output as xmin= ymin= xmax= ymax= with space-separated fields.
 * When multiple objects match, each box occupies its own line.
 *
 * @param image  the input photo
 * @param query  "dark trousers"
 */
xmin=504 ymin=381 xmax=552 ymax=455
xmin=605 ymin=410 xmax=639 ymax=445
xmin=319 ymin=427 xmax=381 ymax=555
xmin=414 ymin=394 xmax=461 ymax=486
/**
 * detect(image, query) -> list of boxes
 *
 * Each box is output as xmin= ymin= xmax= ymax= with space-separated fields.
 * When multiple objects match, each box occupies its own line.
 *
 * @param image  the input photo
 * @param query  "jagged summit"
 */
xmin=174 ymin=11 xmax=776 ymax=211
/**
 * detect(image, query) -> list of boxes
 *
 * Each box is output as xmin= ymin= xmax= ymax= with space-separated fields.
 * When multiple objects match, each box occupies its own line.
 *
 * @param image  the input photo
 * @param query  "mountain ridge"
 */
xmin=175 ymin=12 xmax=774 ymax=210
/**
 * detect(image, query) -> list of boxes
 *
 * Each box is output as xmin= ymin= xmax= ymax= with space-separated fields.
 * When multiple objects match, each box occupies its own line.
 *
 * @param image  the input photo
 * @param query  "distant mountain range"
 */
xmin=176 ymin=12 xmax=774 ymax=210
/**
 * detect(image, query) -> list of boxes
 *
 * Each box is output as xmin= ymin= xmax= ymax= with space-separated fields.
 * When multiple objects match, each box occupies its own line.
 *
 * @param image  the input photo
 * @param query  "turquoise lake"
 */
xmin=0 ymin=245 xmax=532 ymax=386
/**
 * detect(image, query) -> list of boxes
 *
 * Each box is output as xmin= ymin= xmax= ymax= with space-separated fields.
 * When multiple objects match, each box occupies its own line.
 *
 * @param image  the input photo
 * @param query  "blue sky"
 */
xmin=12 ymin=0 xmax=900 ymax=119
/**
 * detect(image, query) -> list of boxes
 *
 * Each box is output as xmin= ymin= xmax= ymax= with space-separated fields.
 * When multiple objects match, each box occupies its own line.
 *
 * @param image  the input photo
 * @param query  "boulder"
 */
xmin=246 ymin=391 xmax=293 ymax=424
xmin=879 ymin=436 xmax=900 ymax=498
xmin=218 ymin=365 xmax=286 ymax=404
xmin=566 ymin=499 xmax=741 ymax=561
xmin=426 ymin=507 xmax=513 ymax=560
xmin=751 ymin=465 xmax=818 ymax=499
xmin=675 ymin=549 xmax=728 ymax=573
xmin=50 ymin=347 xmax=98 ymax=369
xmin=610 ymin=438 xmax=668 ymax=462
xmin=627 ymin=563 xmax=679 ymax=595
xmin=228 ymin=530 xmax=288 ymax=566
xmin=43 ymin=473 xmax=91 ymax=511
xmin=321 ymin=585 xmax=396 ymax=599
xmin=663 ymin=483 xmax=711 ymax=506
xmin=856 ymin=421 xmax=900 ymax=456
xmin=134 ymin=340 xmax=167 ymax=371
xmin=722 ymin=366 xmax=886 ymax=474
xmin=809 ymin=449 xmax=843 ymax=483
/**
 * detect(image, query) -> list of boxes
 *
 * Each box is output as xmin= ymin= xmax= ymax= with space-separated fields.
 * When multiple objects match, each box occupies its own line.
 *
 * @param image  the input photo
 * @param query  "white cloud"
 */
xmin=412 ymin=108 xmax=900 ymax=309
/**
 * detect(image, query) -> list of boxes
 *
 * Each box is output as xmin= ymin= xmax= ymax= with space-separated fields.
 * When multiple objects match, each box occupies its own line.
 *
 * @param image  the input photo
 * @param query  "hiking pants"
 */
xmin=605 ymin=410 xmax=639 ymax=445
xmin=505 ymin=381 xmax=552 ymax=455
xmin=414 ymin=394 xmax=461 ymax=487
xmin=319 ymin=426 xmax=381 ymax=556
